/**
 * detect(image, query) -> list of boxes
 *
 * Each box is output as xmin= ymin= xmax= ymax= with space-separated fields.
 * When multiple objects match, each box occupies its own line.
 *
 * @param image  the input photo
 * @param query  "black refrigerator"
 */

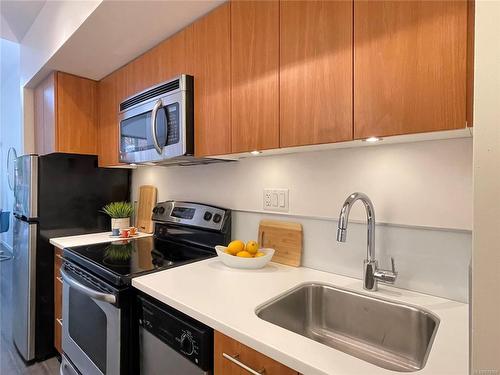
xmin=12 ymin=153 xmax=130 ymax=362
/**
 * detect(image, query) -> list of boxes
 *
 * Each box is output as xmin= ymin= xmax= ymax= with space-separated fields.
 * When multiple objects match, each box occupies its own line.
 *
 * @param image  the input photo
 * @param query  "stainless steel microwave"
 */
xmin=119 ymin=75 xmax=194 ymax=165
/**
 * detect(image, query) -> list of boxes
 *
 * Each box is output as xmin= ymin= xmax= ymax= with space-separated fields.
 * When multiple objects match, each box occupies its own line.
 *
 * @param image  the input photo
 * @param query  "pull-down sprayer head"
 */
xmin=336 ymin=192 xmax=376 ymax=262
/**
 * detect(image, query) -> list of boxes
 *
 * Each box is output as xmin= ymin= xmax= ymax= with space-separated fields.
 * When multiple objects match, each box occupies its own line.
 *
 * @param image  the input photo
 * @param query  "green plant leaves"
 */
xmin=101 ymin=201 xmax=134 ymax=218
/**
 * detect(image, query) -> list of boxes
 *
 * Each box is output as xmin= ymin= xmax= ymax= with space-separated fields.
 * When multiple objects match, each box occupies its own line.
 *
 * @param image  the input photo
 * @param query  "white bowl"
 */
xmin=215 ymin=246 xmax=275 ymax=269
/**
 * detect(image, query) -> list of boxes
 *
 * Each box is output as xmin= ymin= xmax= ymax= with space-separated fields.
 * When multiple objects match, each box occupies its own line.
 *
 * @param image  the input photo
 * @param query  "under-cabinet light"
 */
xmin=363 ymin=137 xmax=382 ymax=143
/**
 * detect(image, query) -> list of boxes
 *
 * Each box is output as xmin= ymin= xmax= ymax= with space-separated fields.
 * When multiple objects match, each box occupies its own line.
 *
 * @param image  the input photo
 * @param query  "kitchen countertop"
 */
xmin=132 ymin=258 xmax=468 ymax=375
xmin=50 ymin=231 xmax=152 ymax=248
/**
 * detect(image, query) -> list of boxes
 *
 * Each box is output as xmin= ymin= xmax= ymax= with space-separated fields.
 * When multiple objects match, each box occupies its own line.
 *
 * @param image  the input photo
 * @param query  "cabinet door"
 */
xmin=126 ymin=47 xmax=161 ymax=95
xmin=157 ymin=30 xmax=186 ymax=83
xmin=280 ymin=1 xmax=353 ymax=147
xmin=214 ymin=331 xmax=298 ymax=375
xmin=231 ymin=0 xmax=279 ymax=153
xmin=34 ymin=72 xmax=56 ymax=155
xmin=186 ymin=3 xmax=231 ymax=157
xmin=98 ymin=71 xmax=123 ymax=167
xmin=125 ymin=29 xmax=186 ymax=97
xmin=56 ymin=72 xmax=98 ymax=154
xmin=354 ymin=0 xmax=468 ymax=138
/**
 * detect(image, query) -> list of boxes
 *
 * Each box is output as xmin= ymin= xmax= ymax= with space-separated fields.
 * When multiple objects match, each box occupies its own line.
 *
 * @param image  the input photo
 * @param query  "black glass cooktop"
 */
xmin=63 ymin=236 xmax=216 ymax=286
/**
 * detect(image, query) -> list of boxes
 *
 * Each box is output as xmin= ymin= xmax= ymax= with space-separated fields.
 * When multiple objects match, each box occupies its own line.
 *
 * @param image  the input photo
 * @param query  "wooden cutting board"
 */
xmin=258 ymin=220 xmax=303 ymax=267
xmin=136 ymin=185 xmax=157 ymax=233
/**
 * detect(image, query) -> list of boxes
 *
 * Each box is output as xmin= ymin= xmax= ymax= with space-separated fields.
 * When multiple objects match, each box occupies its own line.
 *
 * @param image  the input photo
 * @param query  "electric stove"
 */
xmin=63 ymin=200 xmax=232 ymax=287
xmin=60 ymin=201 xmax=231 ymax=375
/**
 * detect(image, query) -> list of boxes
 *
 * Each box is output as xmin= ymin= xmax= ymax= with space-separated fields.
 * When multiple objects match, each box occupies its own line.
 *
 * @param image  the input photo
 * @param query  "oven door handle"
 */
xmin=151 ymin=99 xmax=163 ymax=154
xmin=60 ymin=268 xmax=116 ymax=304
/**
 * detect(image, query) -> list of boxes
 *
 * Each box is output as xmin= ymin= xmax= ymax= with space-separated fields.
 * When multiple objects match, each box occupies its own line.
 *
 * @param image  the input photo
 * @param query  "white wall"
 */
xmin=471 ymin=0 xmax=500 ymax=372
xmin=0 ymin=38 xmax=22 ymax=250
xmin=131 ymin=138 xmax=473 ymax=301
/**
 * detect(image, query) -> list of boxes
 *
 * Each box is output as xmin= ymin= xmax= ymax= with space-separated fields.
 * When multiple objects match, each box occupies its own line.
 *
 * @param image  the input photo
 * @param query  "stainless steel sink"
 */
xmin=256 ymin=283 xmax=439 ymax=372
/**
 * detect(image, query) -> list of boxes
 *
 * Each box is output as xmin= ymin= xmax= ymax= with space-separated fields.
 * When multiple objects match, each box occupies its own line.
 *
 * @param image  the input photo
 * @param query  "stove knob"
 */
xmin=158 ymin=207 xmax=165 ymax=214
xmin=180 ymin=333 xmax=194 ymax=355
xmin=213 ymin=214 xmax=222 ymax=223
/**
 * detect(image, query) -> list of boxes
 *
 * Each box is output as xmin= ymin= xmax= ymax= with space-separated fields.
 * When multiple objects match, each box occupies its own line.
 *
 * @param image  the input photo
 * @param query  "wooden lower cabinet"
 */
xmin=54 ymin=247 xmax=63 ymax=354
xmin=214 ymin=331 xmax=299 ymax=375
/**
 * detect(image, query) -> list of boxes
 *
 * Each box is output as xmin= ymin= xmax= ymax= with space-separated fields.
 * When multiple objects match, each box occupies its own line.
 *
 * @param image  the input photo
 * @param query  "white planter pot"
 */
xmin=111 ymin=217 xmax=130 ymax=230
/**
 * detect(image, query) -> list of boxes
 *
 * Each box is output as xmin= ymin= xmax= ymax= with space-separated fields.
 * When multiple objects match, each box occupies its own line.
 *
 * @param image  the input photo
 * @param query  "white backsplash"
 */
xmin=131 ymin=138 xmax=472 ymax=303
xmin=233 ymin=211 xmax=471 ymax=303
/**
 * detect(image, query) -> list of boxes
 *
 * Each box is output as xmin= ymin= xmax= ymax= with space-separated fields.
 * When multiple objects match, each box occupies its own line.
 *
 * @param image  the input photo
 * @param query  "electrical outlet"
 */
xmin=263 ymin=190 xmax=272 ymax=208
xmin=263 ymin=188 xmax=289 ymax=212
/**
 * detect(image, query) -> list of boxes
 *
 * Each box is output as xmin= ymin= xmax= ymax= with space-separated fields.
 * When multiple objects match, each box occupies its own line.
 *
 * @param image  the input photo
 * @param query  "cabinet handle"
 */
xmin=57 ymin=276 xmax=63 ymax=284
xmin=222 ymin=353 xmax=265 ymax=374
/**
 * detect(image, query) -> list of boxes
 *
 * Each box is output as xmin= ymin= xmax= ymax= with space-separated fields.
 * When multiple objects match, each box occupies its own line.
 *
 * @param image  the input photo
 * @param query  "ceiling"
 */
xmin=0 ymin=0 xmax=45 ymax=42
xmin=36 ymin=0 xmax=224 ymax=83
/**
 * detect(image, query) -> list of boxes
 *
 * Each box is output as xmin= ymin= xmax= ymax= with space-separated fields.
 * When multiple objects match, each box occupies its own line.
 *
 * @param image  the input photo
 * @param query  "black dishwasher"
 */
xmin=137 ymin=294 xmax=213 ymax=375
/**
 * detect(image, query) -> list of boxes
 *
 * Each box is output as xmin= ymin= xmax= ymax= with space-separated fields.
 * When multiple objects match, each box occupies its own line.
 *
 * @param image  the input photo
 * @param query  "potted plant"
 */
xmin=101 ymin=201 xmax=134 ymax=230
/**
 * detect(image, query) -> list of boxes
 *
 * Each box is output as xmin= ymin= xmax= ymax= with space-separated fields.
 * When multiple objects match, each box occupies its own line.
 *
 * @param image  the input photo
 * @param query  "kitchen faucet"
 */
xmin=336 ymin=192 xmax=397 ymax=291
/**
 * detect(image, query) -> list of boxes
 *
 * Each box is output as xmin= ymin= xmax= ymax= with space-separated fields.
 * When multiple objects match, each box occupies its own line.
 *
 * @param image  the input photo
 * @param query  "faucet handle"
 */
xmin=373 ymin=257 xmax=398 ymax=285
xmin=391 ymin=257 xmax=397 ymax=274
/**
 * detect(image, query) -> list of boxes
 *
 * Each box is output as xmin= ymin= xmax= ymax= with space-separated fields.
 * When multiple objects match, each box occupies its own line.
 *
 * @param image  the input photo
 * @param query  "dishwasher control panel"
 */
xmin=137 ymin=294 xmax=213 ymax=371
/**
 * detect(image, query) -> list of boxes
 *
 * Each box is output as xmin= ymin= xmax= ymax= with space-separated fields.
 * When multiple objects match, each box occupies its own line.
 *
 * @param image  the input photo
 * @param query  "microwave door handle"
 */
xmin=60 ymin=268 xmax=116 ymax=304
xmin=151 ymin=99 xmax=163 ymax=154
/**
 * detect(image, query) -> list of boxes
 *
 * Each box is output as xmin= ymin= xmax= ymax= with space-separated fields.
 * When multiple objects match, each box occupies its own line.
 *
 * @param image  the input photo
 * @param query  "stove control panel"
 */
xmin=152 ymin=201 xmax=229 ymax=232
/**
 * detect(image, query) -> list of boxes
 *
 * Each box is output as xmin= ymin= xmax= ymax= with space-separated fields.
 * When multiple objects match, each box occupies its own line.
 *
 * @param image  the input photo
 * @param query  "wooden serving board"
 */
xmin=136 ymin=185 xmax=157 ymax=233
xmin=258 ymin=220 xmax=303 ymax=267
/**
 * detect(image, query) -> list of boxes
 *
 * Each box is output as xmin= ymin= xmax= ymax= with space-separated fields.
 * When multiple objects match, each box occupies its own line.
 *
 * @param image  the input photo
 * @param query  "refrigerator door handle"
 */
xmin=60 ymin=268 xmax=116 ymax=304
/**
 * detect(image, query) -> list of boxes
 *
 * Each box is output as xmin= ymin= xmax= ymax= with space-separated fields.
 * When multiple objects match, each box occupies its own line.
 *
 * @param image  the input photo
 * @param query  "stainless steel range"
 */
xmin=60 ymin=201 xmax=231 ymax=375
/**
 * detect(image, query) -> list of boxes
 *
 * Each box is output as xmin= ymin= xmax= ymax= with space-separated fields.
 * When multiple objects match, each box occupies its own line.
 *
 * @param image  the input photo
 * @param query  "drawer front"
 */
xmin=214 ymin=331 xmax=298 ymax=375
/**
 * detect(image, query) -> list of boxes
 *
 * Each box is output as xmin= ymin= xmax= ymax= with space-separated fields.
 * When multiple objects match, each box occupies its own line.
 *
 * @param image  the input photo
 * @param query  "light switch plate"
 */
xmin=263 ymin=188 xmax=289 ymax=212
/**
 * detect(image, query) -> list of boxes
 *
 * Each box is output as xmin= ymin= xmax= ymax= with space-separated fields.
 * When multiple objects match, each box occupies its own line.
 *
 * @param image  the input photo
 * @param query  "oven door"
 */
xmin=61 ymin=265 xmax=121 ymax=375
xmin=119 ymin=92 xmax=185 ymax=164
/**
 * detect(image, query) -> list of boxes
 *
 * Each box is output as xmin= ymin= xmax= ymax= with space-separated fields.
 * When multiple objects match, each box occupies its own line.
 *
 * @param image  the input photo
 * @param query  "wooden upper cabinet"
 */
xmin=157 ymin=30 xmax=187 ymax=84
xmin=56 ymin=72 xmax=98 ymax=154
xmin=125 ymin=29 xmax=187 ymax=98
xmin=214 ymin=331 xmax=299 ymax=375
xmin=354 ymin=0 xmax=470 ymax=139
xmin=34 ymin=73 xmax=56 ymax=155
xmin=280 ymin=1 xmax=353 ymax=147
xmin=34 ymin=72 xmax=98 ymax=156
xmin=97 ymin=70 xmax=123 ymax=167
xmin=186 ymin=3 xmax=231 ymax=157
xmin=231 ymin=0 xmax=280 ymax=153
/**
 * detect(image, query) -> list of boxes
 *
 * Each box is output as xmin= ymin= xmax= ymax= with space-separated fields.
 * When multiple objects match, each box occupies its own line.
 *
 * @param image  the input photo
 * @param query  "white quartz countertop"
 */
xmin=50 ymin=231 xmax=152 ymax=248
xmin=132 ymin=258 xmax=468 ymax=375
